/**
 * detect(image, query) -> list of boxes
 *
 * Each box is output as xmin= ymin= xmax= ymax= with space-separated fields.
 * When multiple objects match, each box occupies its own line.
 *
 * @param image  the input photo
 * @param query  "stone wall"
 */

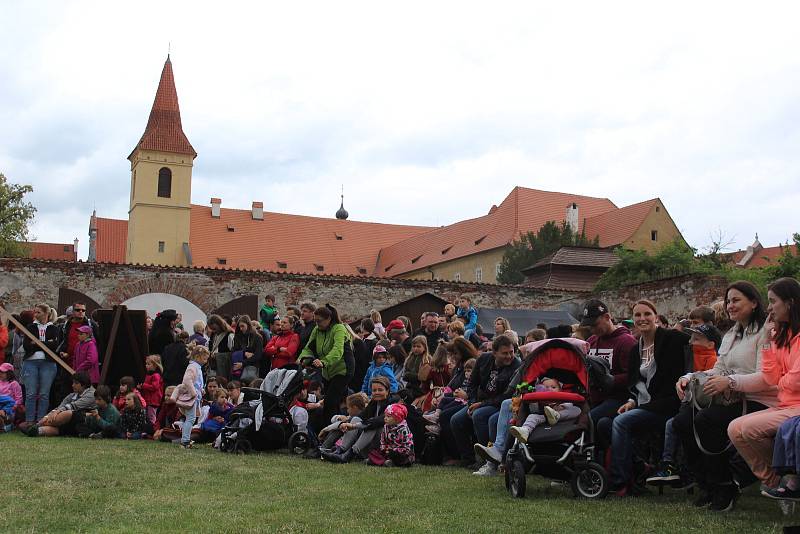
xmin=595 ymin=274 xmax=730 ymax=321
xmin=0 ymin=259 xmax=578 ymax=321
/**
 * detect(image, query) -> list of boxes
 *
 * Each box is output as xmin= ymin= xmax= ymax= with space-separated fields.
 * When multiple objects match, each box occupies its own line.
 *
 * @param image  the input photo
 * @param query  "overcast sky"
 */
xmin=2 ymin=1 xmax=800 ymax=260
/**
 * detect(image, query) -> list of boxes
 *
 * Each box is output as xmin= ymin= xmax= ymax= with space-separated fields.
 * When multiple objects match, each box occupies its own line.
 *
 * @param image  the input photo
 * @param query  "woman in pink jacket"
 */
xmin=73 ymin=325 xmax=100 ymax=385
xmin=729 ymin=277 xmax=800 ymax=493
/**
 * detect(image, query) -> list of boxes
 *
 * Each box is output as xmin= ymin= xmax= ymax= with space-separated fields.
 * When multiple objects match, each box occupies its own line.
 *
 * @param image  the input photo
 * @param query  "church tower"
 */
xmin=126 ymin=55 xmax=196 ymax=266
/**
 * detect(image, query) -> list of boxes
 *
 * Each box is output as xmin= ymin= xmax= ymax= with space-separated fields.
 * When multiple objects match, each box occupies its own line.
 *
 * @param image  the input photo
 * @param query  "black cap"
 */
xmin=580 ymin=299 xmax=609 ymax=327
xmin=685 ymin=323 xmax=722 ymax=349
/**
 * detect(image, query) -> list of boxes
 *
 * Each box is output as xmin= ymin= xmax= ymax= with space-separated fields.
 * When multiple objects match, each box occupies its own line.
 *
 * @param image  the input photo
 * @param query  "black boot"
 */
xmin=303 ymin=447 xmax=321 ymax=460
xmin=322 ymin=448 xmax=353 ymax=464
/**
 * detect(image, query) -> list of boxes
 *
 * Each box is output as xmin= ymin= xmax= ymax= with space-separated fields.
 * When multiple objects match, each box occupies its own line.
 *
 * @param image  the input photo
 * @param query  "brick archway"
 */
xmin=103 ymin=275 xmax=218 ymax=312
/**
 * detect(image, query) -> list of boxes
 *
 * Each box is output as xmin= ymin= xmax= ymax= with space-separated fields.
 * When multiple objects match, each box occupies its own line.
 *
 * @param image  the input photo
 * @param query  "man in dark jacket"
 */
xmin=450 ymin=334 xmax=520 ymax=467
xmin=413 ymin=312 xmax=447 ymax=353
xmin=296 ymin=302 xmax=316 ymax=351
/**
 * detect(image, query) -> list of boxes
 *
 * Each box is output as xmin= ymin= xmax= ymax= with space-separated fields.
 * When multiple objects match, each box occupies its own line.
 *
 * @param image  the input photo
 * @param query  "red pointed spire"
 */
xmin=129 ymin=56 xmax=196 ymax=159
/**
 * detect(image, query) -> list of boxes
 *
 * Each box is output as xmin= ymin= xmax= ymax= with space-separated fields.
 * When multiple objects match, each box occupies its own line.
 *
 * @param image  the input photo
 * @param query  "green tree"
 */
xmin=0 ymin=173 xmax=36 ymax=257
xmin=594 ymin=238 xmax=701 ymax=290
xmin=496 ymin=221 xmax=599 ymax=284
xmin=765 ymin=233 xmax=800 ymax=279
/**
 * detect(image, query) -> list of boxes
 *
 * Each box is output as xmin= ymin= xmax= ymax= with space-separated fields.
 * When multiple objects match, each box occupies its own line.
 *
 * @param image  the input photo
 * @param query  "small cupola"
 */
xmin=336 ymin=192 xmax=349 ymax=220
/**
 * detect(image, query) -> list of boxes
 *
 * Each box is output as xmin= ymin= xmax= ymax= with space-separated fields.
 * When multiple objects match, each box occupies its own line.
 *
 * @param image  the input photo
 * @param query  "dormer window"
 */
xmin=442 ymin=246 xmax=452 ymax=255
xmin=226 ymin=225 xmax=235 ymax=232
xmin=474 ymin=235 xmax=487 ymax=245
xmin=217 ymin=258 xmax=227 ymax=265
xmin=357 ymin=267 xmax=368 ymax=275
xmin=411 ymin=255 xmax=422 ymax=264
xmin=314 ymin=264 xmax=324 ymax=272
xmin=277 ymin=261 xmax=288 ymax=269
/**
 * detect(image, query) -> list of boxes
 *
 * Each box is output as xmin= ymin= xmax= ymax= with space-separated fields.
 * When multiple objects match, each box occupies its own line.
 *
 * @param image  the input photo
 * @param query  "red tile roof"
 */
xmin=374 ymin=187 xmax=619 ymax=276
xmin=129 ymin=56 xmax=196 ymax=159
xmin=732 ymin=244 xmax=793 ymax=268
xmin=23 ymin=242 xmax=77 ymax=261
xmin=523 ymin=246 xmax=620 ymax=272
xmin=95 ymin=217 xmax=128 ymax=263
xmin=582 ymin=199 xmax=658 ymax=247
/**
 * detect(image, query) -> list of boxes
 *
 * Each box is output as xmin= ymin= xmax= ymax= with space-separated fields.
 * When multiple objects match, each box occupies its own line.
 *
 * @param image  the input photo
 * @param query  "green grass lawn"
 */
xmin=2 ymin=432 xmax=795 ymax=533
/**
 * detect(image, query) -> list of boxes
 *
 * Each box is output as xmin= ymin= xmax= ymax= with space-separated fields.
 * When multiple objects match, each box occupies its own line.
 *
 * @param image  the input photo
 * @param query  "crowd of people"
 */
xmin=1 ymin=279 xmax=800 ymax=512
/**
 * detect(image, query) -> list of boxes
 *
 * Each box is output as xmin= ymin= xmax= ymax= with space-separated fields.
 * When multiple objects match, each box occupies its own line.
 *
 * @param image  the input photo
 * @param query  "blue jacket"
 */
xmin=0 ymin=394 xmax=15 ymax=417
xmin=456 ymin=306 xmax=478 ymax=332
xmin=361 ymin=361 xmax=399 ymax=394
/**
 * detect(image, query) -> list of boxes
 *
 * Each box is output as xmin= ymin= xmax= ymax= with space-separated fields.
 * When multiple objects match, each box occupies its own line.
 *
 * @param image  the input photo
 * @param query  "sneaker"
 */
xmin=25 ymin=424 xmax=39 ymax=437
xmin=89 ymin=432 xmax=104 ymax=439
xmin=509 ymin=425 xmax=530 ymax=444
xmin=474 ymin=443 xmax=502 ymax=464
xmin=384 ymin=460 xmax=394 ymax=468
xmin=709 ymin=484 xmax=738 ymax=512
xmin=544 ymin=405 xmax=560 ymax=426
xmin=692 ymin=488 xmax=713 ymax=508
xmin=761 ymin=485 xmax=800 ymax=501
xmin=180 ymin=440 xmax=194 ymax=449
xmin=646 ymin=462 xmax=681 ymax=484
xmin=472 ymin=462 xmax=498 ymax=476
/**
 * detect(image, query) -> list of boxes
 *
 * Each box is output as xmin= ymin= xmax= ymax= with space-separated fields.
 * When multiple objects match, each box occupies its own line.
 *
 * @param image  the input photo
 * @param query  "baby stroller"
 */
xmin=219 ymin=364 xmax=309 ymax=454
xmin=505 ymin=338 xmax=609 ymax=499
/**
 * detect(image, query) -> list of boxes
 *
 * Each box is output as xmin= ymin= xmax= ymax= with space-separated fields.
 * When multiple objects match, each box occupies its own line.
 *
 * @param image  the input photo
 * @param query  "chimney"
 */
xmin=565 ymin=202 xmax=579 ymax=233
xmin=252 ymin=201 xmax=264 ymax=220
xmin=88 ymin=210 xmax=97 ymax=262
xmin=211 ymin=198 xmax=222 ymax=218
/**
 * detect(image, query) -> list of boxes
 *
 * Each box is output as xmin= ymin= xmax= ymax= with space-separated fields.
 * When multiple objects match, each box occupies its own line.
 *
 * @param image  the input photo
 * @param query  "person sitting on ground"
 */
xmin=367 ymin=403 xmax=415 ymax=467
xmin=79 ymin=385 xmax=120 ymax=439
xmin=427 ymin=356 xmax=476 ymax=438
xmin=0 ymin=362 xmax=22 ymax=425
xmin=319 ymin=392 xmax=369 ymax=445
xmin=140 ymin=355 xmax=164 ymax=427
xmin=403 ymin=336 xmax=431 ymax=399
xmin=226 ymin=381 xmax=244 ymax=405
xmin=153 ymin=386 xmax=179 ymax=440
xmin=508 ymin=377 xmax=582 ymax=443
xmin=320 ymin=376 xmax=398 ymax=463
xmin=200 ymin=389 xmax=234 ymax=441
xmin=386 ymin=344 xmax=407 ymax=388
xmin=112 ymin=376 xmax=147 ymax=412
xmin=118 ymin=392 xmax=148 ymax=440
xmin=449 ymin=334 xmax=520 ymax=472
xmin=264 ymin=315 xmax=300 ymax=370
xmin=206 ymin=314 xmax=233 ymax=381
xmin=26 ymin=372 xmax=96 ymax=437
xmin=416 ymin=340 xmax=452 ymax=412
xmin=361 ymin=345 xmax=399 ymax=394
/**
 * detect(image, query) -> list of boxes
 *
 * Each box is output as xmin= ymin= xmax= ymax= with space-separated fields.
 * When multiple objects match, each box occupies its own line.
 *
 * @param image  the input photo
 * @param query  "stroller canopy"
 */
xmin=518 ymin=338 xmax=590 ymax=397
xmin=254 ymin=366 xmax=302 ymax=432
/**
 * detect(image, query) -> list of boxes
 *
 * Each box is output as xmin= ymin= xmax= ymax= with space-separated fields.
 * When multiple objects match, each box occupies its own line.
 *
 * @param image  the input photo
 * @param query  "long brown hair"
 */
xmin=769 ymin=277 xmax=800 ymax=349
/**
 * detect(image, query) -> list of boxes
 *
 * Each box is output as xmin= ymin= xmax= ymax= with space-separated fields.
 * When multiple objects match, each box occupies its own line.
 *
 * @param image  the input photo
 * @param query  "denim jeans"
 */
xmin=661 ymin=417 xmax=677 ymax=464
xmin=182 ymin=403 xmax=198 ymax=445
xmin=451 ymin=404 xmax=500 ymax=460
xmin=609 ymin=408 xmax=668 ymax=486
xmin=590 ymin=398 xmax=625 ymax=427
xmin=488 ymin=398 xmax=514 ymax=454
xmin=22 ymin=359 xmax=58 ymax=422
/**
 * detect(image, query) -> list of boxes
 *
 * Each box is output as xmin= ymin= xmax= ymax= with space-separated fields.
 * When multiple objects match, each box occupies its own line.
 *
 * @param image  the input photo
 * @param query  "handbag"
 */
xmin=171 ymin=383 xmax=196 ymax=410
xmin=683 ymin=372 xmax=745 ymax=455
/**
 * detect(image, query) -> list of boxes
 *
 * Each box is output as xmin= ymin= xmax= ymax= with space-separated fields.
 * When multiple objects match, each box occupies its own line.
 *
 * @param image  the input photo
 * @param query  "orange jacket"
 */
xmin=762 ymin=333 xmax=800 ymax=408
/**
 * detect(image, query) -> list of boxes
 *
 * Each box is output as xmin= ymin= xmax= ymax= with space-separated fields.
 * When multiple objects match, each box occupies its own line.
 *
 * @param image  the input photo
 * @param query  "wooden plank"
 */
xmin=98 ymin=305 xmax=123 ymax=385
xmin=0 ymin=305 xmax=75 ymax=375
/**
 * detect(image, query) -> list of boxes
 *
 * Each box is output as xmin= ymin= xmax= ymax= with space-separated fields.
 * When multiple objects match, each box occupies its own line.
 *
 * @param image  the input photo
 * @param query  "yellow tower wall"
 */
xmin=126 ymin=149 xmax=193 ymax=266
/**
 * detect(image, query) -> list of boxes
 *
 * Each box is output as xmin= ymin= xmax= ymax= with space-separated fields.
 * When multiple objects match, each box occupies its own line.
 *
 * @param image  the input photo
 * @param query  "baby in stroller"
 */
xmin=509 ymin=377 xmax=582 ymax=444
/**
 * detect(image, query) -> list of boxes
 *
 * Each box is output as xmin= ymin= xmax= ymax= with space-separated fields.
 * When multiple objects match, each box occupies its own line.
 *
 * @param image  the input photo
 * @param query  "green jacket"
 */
xmin=299 ymin=323 xmax=349 ymax=380
xmin=87 ymin=404 xmax=120 ymax=432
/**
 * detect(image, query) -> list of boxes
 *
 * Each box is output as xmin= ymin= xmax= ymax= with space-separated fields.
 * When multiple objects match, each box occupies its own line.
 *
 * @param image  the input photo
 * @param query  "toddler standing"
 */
xmin=140 ymin=355 xmax=165 ymax=426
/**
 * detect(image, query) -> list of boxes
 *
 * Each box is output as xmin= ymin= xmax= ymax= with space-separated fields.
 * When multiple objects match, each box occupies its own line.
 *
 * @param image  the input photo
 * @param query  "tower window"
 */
xmin=157 ymin=167 xmax=172 ymax=198
xmin=454 ymin=272 xmax=461 ymax=282
xmin=651 ymin=230 xmax=658 ymax=241
xmin=158 ymin=241 xmax=165 ymax=253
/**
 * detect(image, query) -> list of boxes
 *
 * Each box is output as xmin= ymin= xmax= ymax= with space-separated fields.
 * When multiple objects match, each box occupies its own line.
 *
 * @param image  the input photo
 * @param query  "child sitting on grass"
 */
xmin=82 ymin=385 xmax=120 ymax=439
xmin=0 ymin=362 xmax=23 ymax=427
xmin=367 ymin=403 xmax=415 ymax=467
xmin=113 ymin=376 xmax=146 ymax=412
xmin=319 ymin=392 xmax=369 ymax=444
xmin=200 ymin=389 xmax=233 ymax=440
xmin=153 ymin=386 xmax=179 ymax=441
xmin=139 ymin=355 xmax=164 ymax=426
xmin=119 ymin=392 xmax=148 ymax=440
xmin=509 ymin=377 xmax=581 ymax=443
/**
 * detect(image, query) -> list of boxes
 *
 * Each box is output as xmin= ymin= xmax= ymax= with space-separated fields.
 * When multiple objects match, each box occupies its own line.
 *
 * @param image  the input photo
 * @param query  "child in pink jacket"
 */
xmin=140 ymin=355 xmax=165 ymax=426
xmin=73 ymin=325 xmax=100 ymax=385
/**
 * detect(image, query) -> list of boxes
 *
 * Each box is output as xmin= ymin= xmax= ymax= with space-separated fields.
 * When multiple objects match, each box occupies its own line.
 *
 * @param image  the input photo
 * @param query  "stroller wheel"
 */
xmin=233 ymin=439 xmax=252 ymax=455
xmin=220 ymin=439 xmax=233 ymax=453
xmin=288 ymin=431 xmax=310 ymax=455
xmin=571 ymin=462 xmax=609 ymax=499
xmin=508 ymin=459 xmax=527 ymax=498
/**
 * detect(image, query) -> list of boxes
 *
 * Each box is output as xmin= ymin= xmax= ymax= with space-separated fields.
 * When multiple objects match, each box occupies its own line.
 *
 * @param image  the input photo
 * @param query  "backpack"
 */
xmin=419 ymin=431 xmax=443 ymax=465
xmin=587 ymin=355 xmax=614 ymax=393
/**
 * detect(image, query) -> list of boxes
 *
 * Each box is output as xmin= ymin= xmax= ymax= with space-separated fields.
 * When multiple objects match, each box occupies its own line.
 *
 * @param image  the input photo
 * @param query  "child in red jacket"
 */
xmin=140 ymin=355 xmax=165 ymax=426
xmin=113 ymin=376 xmax=147 ymax=412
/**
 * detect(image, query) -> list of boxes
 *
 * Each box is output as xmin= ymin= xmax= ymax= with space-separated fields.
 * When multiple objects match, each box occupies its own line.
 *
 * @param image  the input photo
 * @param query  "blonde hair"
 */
xmin=370 ymin=309 xmax=382 ymax=324
xmin=494 ymin=317 xmax=511 ymax=332
xmin=145 ymin=354 xmax=164 ymax=374
xmin=189 ymin=343 xmax=210 ymax=362
xmin=448 ymin=320 xmax=465 ymax=336
xmin=346 ymin=392 xmax=369 ymax=410
xmin=411 ymin=335 xmax=431 ymax=365
xmin=444 ymin=303 xmax=456 ymax=316
xmin=193 ymin=320 xmax=206 ymax=334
